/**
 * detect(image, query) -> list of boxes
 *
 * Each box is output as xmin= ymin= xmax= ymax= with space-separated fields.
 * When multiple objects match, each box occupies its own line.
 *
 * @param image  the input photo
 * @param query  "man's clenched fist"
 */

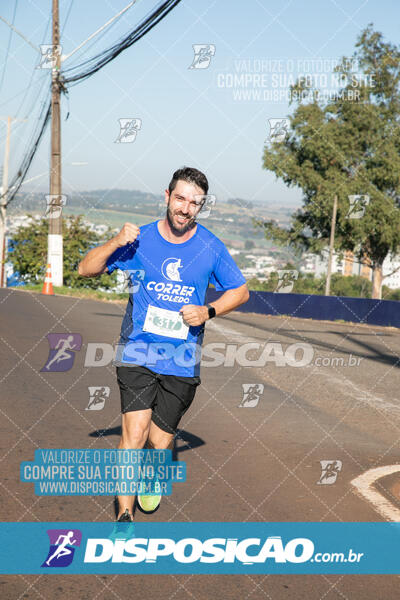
xmin=180 ymin=304 xmax=209 ymax=327
xmin=114 ymin=222 xmax=140 ymax=247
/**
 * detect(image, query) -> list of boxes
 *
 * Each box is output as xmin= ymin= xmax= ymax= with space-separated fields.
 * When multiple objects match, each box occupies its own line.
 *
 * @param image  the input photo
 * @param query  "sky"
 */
xmin=0 ymin=0 xmax=399 ymax=208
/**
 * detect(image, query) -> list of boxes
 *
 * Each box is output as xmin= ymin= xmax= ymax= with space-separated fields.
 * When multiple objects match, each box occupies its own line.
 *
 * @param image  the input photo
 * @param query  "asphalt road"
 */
xmin=1 ymin=287 xmax=400 ymax=599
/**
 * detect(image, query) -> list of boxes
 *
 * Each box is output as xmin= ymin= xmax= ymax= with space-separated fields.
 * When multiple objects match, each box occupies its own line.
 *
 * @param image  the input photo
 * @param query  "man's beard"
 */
xmin=166 ymin=204 xmax=196 ymax=235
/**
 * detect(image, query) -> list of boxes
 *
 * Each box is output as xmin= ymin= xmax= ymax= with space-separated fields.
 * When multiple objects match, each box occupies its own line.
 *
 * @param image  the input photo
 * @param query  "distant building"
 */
xmin=301 ymin=249 xmax=400 ymax=289
xmin=383 ymin=254 xmax=400 ymax=289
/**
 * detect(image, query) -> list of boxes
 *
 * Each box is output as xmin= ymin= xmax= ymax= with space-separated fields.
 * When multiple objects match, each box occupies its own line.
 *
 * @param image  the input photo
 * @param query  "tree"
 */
xmin=8 ymin=215 xmax=118 ymax=289
xmin=260 ymin=25 xmax=400 ymax=299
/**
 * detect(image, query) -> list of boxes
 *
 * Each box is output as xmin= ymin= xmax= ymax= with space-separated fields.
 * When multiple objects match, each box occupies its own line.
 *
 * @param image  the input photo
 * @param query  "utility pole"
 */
xmin=46 ymin=0 xmax=136 ymax=288
xmin=48 ymin=0 xmax=63 ymax=287
xmin=0 ymin=116 xmax=11 ymax=287
xmin=325 ymin=194 xmax=338 ymax=296
xmin=1 ymin=0 xmax=137 ymax=289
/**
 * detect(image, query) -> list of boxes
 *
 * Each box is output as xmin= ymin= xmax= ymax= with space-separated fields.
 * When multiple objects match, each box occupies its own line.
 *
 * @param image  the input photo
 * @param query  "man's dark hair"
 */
xmin=168 ymin=166 xmax=209 ymax=196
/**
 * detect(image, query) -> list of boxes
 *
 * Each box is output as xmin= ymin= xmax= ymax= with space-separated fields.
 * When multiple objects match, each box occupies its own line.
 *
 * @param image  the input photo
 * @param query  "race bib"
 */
xmin=143 ymin=305 xmax=189 ymax=340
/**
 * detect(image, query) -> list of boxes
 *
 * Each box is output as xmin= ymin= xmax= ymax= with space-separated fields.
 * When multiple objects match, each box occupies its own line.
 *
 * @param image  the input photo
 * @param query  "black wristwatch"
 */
xmin=206 ymin=304 xmax=216 ymax=319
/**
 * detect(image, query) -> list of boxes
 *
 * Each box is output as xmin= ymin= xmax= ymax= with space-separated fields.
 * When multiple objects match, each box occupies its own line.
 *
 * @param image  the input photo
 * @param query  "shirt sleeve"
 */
xmin=209 ymin=243 xmax=246 ymax=291
xmin=106 ymin=242 xmax=137 ymax=274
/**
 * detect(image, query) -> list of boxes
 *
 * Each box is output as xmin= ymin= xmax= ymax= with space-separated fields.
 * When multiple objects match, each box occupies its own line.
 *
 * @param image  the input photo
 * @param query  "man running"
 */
xmin=78 ymin=166 xmax=249 ymax=521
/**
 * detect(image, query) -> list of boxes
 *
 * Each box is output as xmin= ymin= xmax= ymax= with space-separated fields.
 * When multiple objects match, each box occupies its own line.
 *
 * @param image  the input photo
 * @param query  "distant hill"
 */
xmin=8 ymin=189 xmax=295 ymax=248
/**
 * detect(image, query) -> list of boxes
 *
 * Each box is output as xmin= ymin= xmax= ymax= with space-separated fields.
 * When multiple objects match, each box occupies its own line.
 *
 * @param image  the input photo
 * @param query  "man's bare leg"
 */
xmin=116 ymin=409 xmax=152 ymax=520
xmin=135 ymin=422 xmax=175 ymax=512
xmin=147 ymin=421 xmax=174 ymax=451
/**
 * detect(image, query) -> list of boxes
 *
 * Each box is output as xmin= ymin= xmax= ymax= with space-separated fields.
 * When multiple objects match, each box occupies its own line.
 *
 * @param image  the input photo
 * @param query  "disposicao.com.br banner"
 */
xmin=1 ymin=522 xmax=400 ymax=574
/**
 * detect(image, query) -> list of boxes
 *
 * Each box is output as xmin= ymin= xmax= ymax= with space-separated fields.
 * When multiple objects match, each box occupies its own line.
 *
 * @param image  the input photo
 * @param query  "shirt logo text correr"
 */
xmin=146 ymin=258 xmax=195 ymax=304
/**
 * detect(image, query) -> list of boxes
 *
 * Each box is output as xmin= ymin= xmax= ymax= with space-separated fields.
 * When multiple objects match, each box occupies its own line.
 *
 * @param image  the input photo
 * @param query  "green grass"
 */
xmin=63 ymin=207 xmax=151 ymax=228
xmin=10 ymin=283 xmax=128 ymax=303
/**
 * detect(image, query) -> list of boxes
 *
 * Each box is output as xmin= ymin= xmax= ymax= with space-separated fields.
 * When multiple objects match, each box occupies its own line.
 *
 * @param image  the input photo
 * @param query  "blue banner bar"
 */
xmin=1 ymin=522 xmax=400 ymax=574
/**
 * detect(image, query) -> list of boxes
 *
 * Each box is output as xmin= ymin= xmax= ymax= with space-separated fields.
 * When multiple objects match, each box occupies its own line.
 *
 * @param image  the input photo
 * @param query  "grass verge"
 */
xmin=10 ymin=284 xmax=128 ymax=303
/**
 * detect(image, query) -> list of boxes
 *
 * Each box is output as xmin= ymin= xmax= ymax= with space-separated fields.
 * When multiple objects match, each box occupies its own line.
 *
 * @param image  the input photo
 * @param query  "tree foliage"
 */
xmin=260 ymin=25 xmax=400 ymax=299
xmin=8 ymin=215 xmax=118 ymax=289
xmin=247 ymin=271 xmax=373 ymax=299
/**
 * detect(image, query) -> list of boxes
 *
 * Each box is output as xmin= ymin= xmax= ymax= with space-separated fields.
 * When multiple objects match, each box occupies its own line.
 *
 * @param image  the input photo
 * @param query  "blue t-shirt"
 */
xmin=106 ymin=220 xmax=246 ymax=377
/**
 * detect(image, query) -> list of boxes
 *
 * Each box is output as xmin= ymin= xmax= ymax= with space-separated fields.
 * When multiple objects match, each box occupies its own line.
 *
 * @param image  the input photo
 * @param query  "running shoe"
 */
xmin=109 ymin=509 xmax=134 ymax=541
xmin=138 ymin=480 xmax=162 ymax=513
xmin=117 ymin=509 xmax=133 ymax=522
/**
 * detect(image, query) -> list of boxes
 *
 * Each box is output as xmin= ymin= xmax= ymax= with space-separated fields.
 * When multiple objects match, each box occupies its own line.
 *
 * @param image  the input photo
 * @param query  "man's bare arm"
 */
xmin=209 ymin=283 xmax=250 ymax=317
xmin=78 ymin=222 xmax=140 ymax=277
xmin=180 ymin=283 xmax=250 ymax=326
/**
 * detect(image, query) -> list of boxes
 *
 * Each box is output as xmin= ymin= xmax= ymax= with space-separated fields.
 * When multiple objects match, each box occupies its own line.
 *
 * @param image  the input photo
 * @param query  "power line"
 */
xmin=15 ymin=12 xmax=51 ymax=118
xmin=62 ymin=0 xmax=182 ymax=85
xmin=0 ymin=1 xmax=19 ymax=96
xmin=0 ymin=73 xmax=46 ymax=109
xmin=3 ymin=12 xmax=51 ymax=165
xmin=0 ymin=10 xmax=39 ymax=53
xmin=61 ymin=0 xmax=139 ymax=64
xmin=3 ymin=0 xmax=183 ymax=208
xmin=60 ymin=1 xmax=130 ymax=71
xmin=2 ymin=98 xmax=51 ymax=206
xmin=61 ymin=0 xmax=74 ymax=36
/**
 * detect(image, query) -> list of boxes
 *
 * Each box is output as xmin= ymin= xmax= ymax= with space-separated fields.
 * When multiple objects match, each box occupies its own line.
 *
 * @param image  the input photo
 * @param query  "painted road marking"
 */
xmin=351 ymin=466 xmax=400 ymax=522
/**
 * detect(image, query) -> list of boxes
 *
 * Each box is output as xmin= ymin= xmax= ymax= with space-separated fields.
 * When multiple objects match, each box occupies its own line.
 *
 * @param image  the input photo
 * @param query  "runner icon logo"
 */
xmin=317 ymin=460 xmax=342 ymax=485
xmin=41 ymin=529 xmax=82 ymax=568
xmin=267 ymin=118 xmax=290 ymax=143
xmin=189 ymin=44 xmax=216 ymax=69
xmin=161 ymin=258 xmax=183 ymax=282
xmin=275 ymin=270 xmax=298 ymax=294
xmin=37 ymin=44 xmax=62 ymax=69
xmin=346 ymin=195 xmax=370 ymax=219
xmin=239 ymin=383 xmax=264 ymax=407
xmin=115 ymin=118 xmax=142 ymax=143
xmin=40 ymin=333 xmax=82 ymax=372
xmin=86 ymin=386 xmax=110 ymax=411
xmin=124 ymin=269 xmax=145 ymax=293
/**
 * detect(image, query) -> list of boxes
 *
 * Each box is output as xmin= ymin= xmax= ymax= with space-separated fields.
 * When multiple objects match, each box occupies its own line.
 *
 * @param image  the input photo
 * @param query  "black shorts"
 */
xmin=116 ymin=365 xmax=201 ymax=434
